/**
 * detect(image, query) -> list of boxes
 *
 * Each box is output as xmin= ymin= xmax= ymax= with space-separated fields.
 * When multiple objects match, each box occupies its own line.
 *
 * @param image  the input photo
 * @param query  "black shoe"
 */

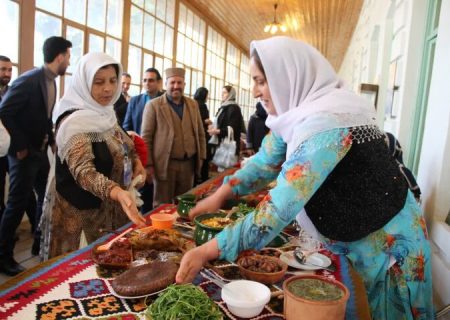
xmin=0 ymin=257 xmax=26 ymax=276
xmin=31 ymin=240 xmax=40 ymax=256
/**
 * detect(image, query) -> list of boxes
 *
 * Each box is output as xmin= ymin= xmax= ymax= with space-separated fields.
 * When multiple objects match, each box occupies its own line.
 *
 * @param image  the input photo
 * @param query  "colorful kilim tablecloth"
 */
xmin=0 ymin=194 xmax=371 ymax=319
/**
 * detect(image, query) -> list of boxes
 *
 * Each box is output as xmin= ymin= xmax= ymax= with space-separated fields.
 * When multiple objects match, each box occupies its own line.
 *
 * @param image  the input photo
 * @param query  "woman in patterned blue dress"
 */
xmin=176 ymin=37 xmax=433 ymax=319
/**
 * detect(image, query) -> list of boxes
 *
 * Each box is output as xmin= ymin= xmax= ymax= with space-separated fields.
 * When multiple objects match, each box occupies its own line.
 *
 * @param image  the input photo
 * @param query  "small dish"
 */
xmin=280 ymin=251 xmax=331 ymax=270
xmin=221 ymin=280 xmax=270 ymax=318
xmin=237 ymin=255 xmax=287 ymax=284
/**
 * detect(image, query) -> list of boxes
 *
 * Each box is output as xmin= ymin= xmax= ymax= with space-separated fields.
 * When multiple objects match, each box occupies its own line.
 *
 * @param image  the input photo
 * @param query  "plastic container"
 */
xmin=283 ymin=275 xmax=350 ymax=320
xmin=221 ymin=280 xmax=271 ymax=318
xmin=150 ymin=213 xmax=176 ymax=230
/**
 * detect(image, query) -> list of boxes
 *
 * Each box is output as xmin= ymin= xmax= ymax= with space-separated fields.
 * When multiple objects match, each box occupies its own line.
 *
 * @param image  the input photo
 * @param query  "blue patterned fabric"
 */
xmin=216 ymin=128 xmax=434 ymax=319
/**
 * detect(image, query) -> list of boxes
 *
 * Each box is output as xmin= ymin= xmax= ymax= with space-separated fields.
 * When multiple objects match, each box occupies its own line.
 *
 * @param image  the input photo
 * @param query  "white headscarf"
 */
xmin=221 ymin=86 xmax=237 ymax=107
xmin=250 ymin=36 xmax=377 ymax=157
xmin=53 ymin=52 xmax=122 ymax=161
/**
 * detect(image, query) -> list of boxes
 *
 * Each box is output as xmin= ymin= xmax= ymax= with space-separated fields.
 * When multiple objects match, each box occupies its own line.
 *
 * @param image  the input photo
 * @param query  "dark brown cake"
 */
xmin=111 ymin=261 xmax=178 ymax=296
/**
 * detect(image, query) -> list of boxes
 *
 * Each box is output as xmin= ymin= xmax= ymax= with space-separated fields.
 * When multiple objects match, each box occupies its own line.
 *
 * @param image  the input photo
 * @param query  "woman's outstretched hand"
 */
xmin=188 ymin=184 xmax=233 ymax=220
xmin=111 ymin=186 xmax=146 ymax=227
xmin=176 ymin=239 xmax=220 ymax=284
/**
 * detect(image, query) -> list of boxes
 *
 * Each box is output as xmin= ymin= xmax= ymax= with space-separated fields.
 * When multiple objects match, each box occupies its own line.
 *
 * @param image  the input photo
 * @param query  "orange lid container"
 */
xmin=150 ymin=213 xmax=176 ymax=229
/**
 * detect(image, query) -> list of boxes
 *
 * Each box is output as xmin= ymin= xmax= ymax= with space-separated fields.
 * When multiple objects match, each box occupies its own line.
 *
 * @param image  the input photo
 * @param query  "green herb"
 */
xmin=145 ymin=284 xmax=223 ymax=320
xmin=235 ymin=203 xmax=253 ymax=217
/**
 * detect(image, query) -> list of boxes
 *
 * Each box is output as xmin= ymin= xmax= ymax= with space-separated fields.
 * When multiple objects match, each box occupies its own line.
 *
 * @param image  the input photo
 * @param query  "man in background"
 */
xmin=114 ymin=72 xmax=131 ymax=126
xmin=0 ymin=55 xmax=13 ymax=222
xmin=0 ymin=37 xmax=72 ymax=275
xmin=141 ymin=68 xmax=206 ymax=207
xmin=122 ymin=68 xmax=162 ymax=135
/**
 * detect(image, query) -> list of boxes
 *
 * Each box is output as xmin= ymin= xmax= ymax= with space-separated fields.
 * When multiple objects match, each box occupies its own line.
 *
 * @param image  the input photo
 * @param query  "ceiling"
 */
xmin=186 ymin=0 xmax=363 ymax=71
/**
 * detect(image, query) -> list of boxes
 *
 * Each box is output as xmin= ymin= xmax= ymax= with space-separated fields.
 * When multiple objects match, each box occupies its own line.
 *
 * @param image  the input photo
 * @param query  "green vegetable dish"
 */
xmin=146 ymin=284 xmax=223 ymax=320
xmin=287 ymin=279 xmax=344 ymax=301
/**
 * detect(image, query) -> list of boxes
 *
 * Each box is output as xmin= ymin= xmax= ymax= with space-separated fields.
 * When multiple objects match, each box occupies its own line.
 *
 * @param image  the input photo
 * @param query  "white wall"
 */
xmin=339 ymin=0 xmax=450 ymax=310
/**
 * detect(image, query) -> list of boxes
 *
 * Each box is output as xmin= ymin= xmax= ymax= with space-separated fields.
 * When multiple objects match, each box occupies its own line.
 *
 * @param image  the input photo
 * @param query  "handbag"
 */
xmin=212 ymin=126 xmax=237 ymax=169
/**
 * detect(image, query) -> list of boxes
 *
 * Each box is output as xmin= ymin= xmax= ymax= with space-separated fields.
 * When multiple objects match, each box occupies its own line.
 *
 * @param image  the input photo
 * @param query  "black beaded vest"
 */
xmin=55 ymin=110 xmax=114 ymax=210
xmin=304 ymin=127 xmax=408 ymax=241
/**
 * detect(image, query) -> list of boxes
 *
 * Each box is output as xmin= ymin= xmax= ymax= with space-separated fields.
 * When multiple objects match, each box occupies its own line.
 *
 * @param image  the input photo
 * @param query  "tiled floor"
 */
xmin=0 ymin=217 xmax=40 ymax=285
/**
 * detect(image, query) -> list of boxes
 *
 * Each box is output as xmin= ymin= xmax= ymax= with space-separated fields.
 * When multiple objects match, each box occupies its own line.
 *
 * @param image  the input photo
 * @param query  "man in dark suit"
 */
xmin=122 ymin=67 xmax=163 ymax=214
xmin=0 ymin=56 xmax=13 ymax=222
xmin=0 ymin=55 xmax=38 ymax=236
xmin=114 ymin=72 xmax=131 ymax=126
xmin=0 ymin=37 xmax=72 ymax=275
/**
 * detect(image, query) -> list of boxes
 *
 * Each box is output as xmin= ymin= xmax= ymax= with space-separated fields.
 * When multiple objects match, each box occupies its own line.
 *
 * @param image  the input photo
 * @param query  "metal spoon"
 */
xmin=293 ymin=247 xmax=335 ymax=272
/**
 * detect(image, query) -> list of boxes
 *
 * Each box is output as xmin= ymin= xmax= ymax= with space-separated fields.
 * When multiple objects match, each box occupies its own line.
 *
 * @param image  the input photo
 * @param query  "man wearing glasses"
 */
xmin=123 ymin=68 xmax=163 ymax=135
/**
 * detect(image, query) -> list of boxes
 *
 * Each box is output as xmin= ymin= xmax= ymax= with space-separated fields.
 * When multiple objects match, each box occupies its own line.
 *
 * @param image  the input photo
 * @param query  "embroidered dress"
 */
xmin=216 ymin=128 xmax=433 ymax=319
xmin=44 ymin=125 xmax=136 ymax=258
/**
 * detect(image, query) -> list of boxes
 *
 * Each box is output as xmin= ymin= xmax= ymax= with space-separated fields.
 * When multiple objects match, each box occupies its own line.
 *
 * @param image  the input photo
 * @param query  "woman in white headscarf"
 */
xmin=44 ymin=52 xmax=146 ymax=258
xmin=208 ymin=85 xmax=244 ymax=156
xmin=177 ymin=37 xmax=433 ymax=319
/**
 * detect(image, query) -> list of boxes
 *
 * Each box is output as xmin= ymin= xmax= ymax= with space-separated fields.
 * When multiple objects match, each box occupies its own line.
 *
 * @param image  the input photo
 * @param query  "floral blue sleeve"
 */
xmin=223 ymin=131 xmax=287 ymax=195
xmin=216 ymin=128 xmax=352 ymax=261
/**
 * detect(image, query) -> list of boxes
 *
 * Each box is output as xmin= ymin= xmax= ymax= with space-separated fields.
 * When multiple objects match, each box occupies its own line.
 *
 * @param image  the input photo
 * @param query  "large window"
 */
xmin=205 ymin=27 xmax=226 ymax=116
xmin=176 ymin=3 xmax=206 ymax=97
xmin=8 ymin=0 xmax=257 ymax=119
xmin=128 ymin=0 xmax=175 ymax=95
xmin=34 ymin=0 xmax=124 ymax=92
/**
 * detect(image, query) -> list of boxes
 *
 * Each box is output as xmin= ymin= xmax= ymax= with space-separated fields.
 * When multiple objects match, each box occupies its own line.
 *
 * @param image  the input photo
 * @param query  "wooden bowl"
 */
xmin=237 ymin=255 xmax=287 ymax=284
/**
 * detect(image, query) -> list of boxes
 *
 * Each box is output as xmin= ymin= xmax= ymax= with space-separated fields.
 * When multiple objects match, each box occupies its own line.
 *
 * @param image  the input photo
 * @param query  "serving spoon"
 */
xmin=96 ymin=227 xmax=133 ymax=251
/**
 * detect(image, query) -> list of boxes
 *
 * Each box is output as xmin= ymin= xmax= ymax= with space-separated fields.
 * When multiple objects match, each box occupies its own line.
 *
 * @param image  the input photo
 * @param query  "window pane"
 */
xmin=143 ymin=13 xmax=155 ymax=51
xmin=176 ymin=33 xmax=185 ymax=64
xmin=89 ymin=34 xmax=104 ymax=52
xmin=166 ymin=0 xmax=175 ymax=26
xmin=107 ymin=0 xmax=123 ymax=38
xmin=178 ymin=3 xmax=186 ymax=34
xmin=34 ymin=11 xmax=62 ymax=66
xmin=106 ymin=37 xmax=121 ymax=61
xmin=128 ymin=45 xmax=142 ymax=84
xmin=186 ymin=10 xmax=193 ymax=38
xmin=130 ymin=5 xmax=143 ymax=46
xmin=156 ymin=0 xmax=166 ymax=21
xmin=65 ymin=0 xmax=86 ymax=24
xmin=145 ymin=0 xmax=156 ymax=14
xmin=164 ymin=26 xmax=173 ymax=58
xmin=0 ymin=1 xmax=20 ymax=62
xmin=132 ymin=0 xmax=144 ymax=7
xmin=64 ymin=74 xmax=73 ymax=92
xmin=154 ymin=20 xmax=165 ymax=55
xmin=65 ymin=26 xmax=84 ymax=74
xmin=155 ymin=57 xmax=163 ymax=80
xmin=199 ymin=20 xmax=206 ymax=45
xmin=36 ymin=0 xmax=62 ymax=15
xmin=129 ymin=84 xmax=140 ymax=96
xmin=164 ymin=57 xmax=172 ymax=70
xmin=143 ymin=53 xmax=153 ymax=71
xmin=185 ymin=68 xmax=191 ymax=96
xmin=88 ymin=0 xmax=106 ymax=31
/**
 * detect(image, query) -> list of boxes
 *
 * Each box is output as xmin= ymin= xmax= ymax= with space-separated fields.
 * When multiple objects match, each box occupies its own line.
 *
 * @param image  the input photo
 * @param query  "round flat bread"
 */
xmin=111 ymin=261 xmax=178 ymax=296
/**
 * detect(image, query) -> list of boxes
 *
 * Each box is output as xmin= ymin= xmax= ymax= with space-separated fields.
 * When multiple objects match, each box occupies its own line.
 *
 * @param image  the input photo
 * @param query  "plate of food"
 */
xmin=111 ymin=261 xmax=178 ymax=299
xmin=280 ymin=251 xmax=331 ymax=271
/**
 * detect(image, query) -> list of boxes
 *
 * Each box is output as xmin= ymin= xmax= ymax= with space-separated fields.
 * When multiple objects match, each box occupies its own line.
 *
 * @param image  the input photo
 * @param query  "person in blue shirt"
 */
xmin=176 ymin=36 xmax=433 ymax=320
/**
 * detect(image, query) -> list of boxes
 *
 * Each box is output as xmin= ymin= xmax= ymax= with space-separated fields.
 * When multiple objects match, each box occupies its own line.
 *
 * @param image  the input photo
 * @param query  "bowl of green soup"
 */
xmin=283 ymin=275 xmax=349 ymax=320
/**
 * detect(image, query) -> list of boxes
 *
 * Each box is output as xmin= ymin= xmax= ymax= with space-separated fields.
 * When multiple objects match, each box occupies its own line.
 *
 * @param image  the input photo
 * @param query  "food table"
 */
xmin=0 ymin=172 xmax=372 ymax=320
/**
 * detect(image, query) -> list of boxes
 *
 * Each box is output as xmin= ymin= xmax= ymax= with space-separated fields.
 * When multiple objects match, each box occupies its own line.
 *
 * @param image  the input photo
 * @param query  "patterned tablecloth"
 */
xmin=0 ymin=172 xmax=371 ymax=320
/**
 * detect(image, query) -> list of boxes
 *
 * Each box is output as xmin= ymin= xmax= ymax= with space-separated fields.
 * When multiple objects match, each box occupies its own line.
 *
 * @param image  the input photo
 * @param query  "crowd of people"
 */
xmin=0 ymin=34 xmax=432 ymax=318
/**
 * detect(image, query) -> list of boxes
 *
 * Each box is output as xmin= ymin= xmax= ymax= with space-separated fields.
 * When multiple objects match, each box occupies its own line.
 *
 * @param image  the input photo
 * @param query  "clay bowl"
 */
xmin=237 ymin=254 xmax=287 ymax=285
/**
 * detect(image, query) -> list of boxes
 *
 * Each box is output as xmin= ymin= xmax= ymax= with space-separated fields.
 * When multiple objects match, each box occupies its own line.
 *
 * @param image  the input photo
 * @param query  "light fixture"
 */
xmin=264 ymin=3 xmax=287 ymax=34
